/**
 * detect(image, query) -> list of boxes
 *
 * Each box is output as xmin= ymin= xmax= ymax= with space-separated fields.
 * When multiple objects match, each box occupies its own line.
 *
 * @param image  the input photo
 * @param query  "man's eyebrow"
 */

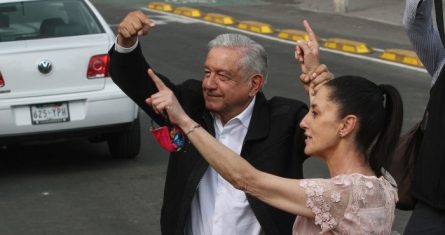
xmin=214 ymin=69 xmax=232 ymax=75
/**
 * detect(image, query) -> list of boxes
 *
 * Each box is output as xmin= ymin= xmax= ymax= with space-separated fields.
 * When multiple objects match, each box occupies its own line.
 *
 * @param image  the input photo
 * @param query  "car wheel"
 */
xmin=107 ymin=117 xmax=141 ymax=158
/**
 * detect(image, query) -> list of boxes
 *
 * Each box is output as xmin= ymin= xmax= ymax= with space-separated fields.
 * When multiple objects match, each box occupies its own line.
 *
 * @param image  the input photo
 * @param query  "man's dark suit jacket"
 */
xmin=109 ymin=44 xmax=308 ymax=235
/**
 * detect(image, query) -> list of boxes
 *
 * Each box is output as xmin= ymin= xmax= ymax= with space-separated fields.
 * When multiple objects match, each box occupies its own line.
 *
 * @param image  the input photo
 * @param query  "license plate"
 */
xmin=30 ymin=102 xmax=70 ymax=125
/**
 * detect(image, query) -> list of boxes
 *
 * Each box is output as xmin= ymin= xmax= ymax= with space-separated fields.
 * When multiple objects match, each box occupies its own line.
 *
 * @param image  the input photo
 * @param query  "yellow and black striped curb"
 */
xmin=237 ymin=20 xmax=274 ymax=34
xmin=323 ymin=38 xmax=372 ymax=54
xmin=147 ymin=2 xmax=173 ymax=12
xmin=278 ymin=29 xmax=320 ymax=42
xmin=203 ymin=13 xmax=236 ymax=25
xmin=380 ymin=49 xmax=423 ymax=67
xmin=146 ymin=2 xmax=423 ymax=68
xmin=173 ymin=6 xmax=202 ymax=18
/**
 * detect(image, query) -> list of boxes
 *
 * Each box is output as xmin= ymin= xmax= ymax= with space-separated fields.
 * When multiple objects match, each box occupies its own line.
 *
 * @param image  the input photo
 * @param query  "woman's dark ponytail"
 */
xmin=369 ymin=84 xmax=403 ymax=176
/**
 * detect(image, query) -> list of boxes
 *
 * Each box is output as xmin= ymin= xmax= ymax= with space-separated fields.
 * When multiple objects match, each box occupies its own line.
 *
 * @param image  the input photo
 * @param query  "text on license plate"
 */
xmin=30 ymin=102 xmax=70 ymax=125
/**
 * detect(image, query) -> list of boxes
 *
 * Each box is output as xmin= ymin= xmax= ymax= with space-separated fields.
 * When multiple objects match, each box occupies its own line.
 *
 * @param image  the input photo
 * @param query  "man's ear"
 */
xmin=339 ymin=115 xmax=357 ymax=138
xmin=249 ymin=74 xmax=265 ymax=97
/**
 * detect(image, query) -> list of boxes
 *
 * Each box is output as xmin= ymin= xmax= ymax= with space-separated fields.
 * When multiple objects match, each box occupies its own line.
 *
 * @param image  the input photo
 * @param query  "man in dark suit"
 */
xmin=109 ymin=11 xmax=331 ymax=235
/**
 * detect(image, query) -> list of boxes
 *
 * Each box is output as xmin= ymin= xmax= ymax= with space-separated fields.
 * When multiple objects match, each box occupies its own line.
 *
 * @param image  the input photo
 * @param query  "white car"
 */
xmin=0 ymin=0 xmax=141 ymax=158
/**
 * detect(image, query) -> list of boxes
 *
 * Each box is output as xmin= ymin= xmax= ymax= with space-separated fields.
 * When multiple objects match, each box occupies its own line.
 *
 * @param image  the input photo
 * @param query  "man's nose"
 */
xmin=204 ymin=74 xmax=218 ymax=89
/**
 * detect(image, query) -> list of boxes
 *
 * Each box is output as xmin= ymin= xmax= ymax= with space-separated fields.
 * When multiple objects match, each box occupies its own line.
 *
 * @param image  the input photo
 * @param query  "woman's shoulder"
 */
xmin=296 ymin=174 xmax=396 ymax=234
xmin=298 ymin=174 xmax=397 ymax=206
xmin=339 ymin=174 xmax=397 ymax=208
xmin=334 ymin=174 xmax=395 ymax=194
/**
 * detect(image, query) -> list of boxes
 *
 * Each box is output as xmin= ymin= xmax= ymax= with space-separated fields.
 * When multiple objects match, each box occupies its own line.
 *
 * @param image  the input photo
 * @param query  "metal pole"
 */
xmin=334 ymin=0 xmax=349 ymax=13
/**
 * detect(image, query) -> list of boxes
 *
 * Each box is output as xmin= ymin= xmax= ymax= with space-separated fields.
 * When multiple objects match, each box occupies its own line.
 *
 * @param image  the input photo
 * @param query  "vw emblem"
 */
xmin=38 ymin=59 xmax=52 ymax=74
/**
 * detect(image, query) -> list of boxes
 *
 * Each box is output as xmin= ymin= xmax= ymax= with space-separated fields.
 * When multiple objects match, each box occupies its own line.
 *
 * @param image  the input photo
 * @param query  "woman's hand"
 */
xmin=145 ymin=69 xmax=192 ymax=127
xmin=306 ymin=64 xmax=335 ymax=96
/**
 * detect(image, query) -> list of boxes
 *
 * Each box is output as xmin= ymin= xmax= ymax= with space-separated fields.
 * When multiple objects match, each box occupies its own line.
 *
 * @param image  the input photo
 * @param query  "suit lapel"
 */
xmin=184 ymin=111 xmax=214 ymax=189
xmin=201 ymin=111 xmax=215 ymax=137
xmin=244 ymin=93 xmax=270 ymax=143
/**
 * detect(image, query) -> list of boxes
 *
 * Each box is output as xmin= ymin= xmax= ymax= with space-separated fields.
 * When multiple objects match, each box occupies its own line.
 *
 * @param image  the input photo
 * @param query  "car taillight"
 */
xmin=87 ymin=54 xmax=109 ymax=79
xmin=0 ymin=71 xmax=4 ymax=87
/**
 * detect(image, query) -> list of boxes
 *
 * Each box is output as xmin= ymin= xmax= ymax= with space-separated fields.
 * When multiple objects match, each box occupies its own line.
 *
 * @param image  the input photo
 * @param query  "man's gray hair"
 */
xmin=208 ymin=33 xmax=268 ymax=81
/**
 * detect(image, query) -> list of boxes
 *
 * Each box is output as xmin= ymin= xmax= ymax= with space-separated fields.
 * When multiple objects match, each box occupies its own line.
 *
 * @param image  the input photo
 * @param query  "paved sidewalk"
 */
xmin=292 ymin=0 xmax=405 ymax=26
xmin=154 ymin=0 xmax=408 ymax=26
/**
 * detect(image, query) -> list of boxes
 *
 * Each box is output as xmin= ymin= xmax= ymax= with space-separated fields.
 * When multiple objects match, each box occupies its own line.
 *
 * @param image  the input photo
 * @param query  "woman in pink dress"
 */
xmin=147 ymin=21 xmax=400 ymax=234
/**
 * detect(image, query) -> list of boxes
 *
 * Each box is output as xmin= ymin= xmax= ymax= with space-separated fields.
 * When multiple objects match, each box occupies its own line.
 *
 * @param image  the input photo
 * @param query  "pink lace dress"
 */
xmin=293 ymin=173 xmax=398 ymax=235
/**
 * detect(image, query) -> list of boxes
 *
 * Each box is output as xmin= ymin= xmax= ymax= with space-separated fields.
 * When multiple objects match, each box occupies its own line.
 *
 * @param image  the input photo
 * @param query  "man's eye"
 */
xmin=217 ymin=74 xmax=230 ymax=81
xmin=204 ymin=71 xmax=211 ymax=77
xmin=311 ymin=111 xmax=318 ymax=118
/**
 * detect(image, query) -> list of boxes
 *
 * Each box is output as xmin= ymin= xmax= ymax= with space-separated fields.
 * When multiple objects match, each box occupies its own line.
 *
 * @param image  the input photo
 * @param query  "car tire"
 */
xmin=107 ymin=117 xmax=141 ymax=159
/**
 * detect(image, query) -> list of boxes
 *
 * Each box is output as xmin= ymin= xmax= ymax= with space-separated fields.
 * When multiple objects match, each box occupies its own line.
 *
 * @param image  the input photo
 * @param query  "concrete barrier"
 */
xmin=173 ymin=7 xmax=202 ymax=18
xmin=147 ymin=2 xmax=173 ymax=12
xmin=278 ymin=29 xmax=320 ymax=42
xmin=380 ymin=49 xmax=423 ymax=67
xmin=203 ymin=13 xmax=235 ymax=25
xmin=237 ymin=20 xmax=274 ymax=34
xmin=324 ymin=38 xmax=372 ymax=54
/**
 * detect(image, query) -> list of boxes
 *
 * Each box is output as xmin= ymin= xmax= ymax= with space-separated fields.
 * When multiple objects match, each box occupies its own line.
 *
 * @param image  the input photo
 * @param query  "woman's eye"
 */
xmin=311 ymin=111 xmax=318 ymax=118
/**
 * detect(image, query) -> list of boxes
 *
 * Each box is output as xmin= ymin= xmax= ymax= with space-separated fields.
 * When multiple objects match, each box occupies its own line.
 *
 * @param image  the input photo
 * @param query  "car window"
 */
xmin=0 ymin=0 xmax=105 ymax=42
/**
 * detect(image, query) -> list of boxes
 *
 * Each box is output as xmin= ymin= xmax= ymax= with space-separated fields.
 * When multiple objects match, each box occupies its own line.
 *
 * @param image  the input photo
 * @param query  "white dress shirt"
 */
xmin=114 ymin=39 xmax=263 ymax=235
xmin=186 ymin=96 xmax=263 ymax=235
xmin=114 ymin=38 xmax=139 ymax=53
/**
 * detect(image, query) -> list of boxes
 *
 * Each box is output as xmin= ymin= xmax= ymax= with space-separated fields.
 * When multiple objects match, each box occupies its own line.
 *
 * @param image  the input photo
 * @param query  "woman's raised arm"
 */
xmin=145 ymin=68 xmax=314 ymax=218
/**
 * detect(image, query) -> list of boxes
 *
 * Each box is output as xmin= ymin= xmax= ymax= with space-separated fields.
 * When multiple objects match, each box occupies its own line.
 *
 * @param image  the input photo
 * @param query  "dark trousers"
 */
xmin=404 ymin=202 xmax=445 ymax=235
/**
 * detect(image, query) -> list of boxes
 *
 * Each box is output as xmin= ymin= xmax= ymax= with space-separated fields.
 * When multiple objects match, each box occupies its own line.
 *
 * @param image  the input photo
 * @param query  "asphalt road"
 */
xmin=0 ymin=1 xmax=431 ymax=234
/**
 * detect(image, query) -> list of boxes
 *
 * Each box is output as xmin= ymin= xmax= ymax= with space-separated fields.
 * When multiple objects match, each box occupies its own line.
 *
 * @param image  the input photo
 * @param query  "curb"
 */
xmin=324 ymin=38 xmax=373 ymax=54
xmin=173 ymin=6 xmax=202 ymax=18
xmin=380 ymin=49 xmax=423 ymax=67
xmin=203 ymin=13 xmax=236 ymax=25
xmin=147 ymin=2 xmax=173 ymax=12
xmin=237 ymin=21 xmax=274 ymax=34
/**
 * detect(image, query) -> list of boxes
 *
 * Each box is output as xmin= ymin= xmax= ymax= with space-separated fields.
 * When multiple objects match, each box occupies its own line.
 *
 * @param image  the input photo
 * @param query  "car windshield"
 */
xmin=0 ymin=0 xmax=104 ymax=42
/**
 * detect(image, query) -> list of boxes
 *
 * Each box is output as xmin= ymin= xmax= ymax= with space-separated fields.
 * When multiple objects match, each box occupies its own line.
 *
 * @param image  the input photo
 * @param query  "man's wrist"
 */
xmin=117 ymin=34 xmax=137 ymax=48
xmin=114 ymin=35 xmax=138 ymax=53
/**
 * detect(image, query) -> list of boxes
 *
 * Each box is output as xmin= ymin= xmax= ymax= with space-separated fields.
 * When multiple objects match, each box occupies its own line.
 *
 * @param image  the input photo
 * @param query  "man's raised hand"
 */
xmin=295 ymin=20 xmax=334 ymax=95
xmin=117 ymin=11 xmax=155 ymax=48
xmin=295 ymin=20 xmax=320 ymax=76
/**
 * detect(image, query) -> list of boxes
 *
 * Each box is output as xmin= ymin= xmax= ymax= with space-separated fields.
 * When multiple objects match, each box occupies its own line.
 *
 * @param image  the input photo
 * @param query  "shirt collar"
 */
xmin=213 ymin=96 xmax=256 ymax=129
xmin=236 ymin=96 xmax=256 ymax=128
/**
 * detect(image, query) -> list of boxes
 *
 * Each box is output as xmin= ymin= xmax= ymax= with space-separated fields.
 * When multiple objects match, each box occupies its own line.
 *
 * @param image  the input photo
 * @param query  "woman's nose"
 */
xmin=299 ymin=113 xmax=309 ymax=129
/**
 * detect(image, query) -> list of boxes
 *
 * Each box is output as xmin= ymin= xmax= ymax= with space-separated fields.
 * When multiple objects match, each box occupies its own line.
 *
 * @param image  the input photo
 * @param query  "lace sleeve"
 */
xmin=299 ymin=177 xmax=351 ymax=233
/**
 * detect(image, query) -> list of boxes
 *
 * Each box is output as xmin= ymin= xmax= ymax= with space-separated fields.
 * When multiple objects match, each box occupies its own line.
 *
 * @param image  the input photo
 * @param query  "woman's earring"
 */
xmin=338 ymin=131 xmax=344 ymax=138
